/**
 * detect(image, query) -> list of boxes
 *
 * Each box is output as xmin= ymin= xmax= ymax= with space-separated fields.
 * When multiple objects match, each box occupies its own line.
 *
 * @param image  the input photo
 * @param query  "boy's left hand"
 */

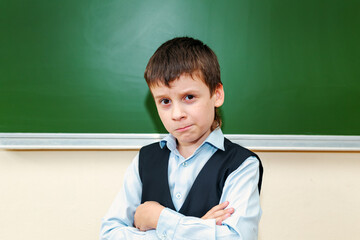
xmin=134 ymin=201 xmax=165 ymax=231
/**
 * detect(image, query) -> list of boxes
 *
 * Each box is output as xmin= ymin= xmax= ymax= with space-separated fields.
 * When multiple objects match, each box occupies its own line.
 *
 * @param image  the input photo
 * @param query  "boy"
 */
xmin=100 ymin=37 xmax=263 ymax=240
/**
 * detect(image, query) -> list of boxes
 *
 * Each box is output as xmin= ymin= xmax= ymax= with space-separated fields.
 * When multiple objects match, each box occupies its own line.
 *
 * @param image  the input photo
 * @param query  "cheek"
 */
xmin=157 ymin=109 xmax=171 ymax=127
xmin=193 ymin=103 xmax=215 ymax=123
xmin=157 ymin=109 xmax=165 ymax=121
xmin=205 ymin=102 xmax=216 ymax=122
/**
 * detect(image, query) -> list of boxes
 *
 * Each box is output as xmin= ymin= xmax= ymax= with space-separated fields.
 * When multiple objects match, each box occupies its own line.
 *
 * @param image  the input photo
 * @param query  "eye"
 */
xmin=184 ymin=95 xmax=195 ymax=101
xmin=160 ymin=98 xmax=171 ymax=105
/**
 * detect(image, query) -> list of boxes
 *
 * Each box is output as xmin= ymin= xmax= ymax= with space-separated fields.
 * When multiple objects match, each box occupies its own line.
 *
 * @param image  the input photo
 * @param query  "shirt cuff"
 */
xmin=156 ymin=208 xmax=182 ymax=240
xmin=145 ymin=229 xmax=159 ymax=240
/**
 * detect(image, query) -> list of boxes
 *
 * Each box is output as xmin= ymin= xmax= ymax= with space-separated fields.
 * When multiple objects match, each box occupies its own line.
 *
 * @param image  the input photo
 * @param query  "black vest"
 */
xmin=138 ymin=138 xmax=263 ymax=218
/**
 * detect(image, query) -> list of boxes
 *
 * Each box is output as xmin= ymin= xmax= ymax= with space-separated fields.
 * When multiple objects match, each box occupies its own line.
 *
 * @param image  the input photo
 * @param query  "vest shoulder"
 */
xmin=140 ymin=141 xmax=162 ymax=153
xmin=223 ymin=138 xmax=264 ymax=194
xmin=224 ymin=138 xmax=258 ymax=158
xmin=139 ymin=142 xmax=170 ymax=163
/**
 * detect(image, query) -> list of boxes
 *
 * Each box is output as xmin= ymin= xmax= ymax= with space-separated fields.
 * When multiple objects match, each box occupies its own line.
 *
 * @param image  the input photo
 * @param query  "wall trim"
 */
xmin=1 ymin=133 xmax=360 ymax=151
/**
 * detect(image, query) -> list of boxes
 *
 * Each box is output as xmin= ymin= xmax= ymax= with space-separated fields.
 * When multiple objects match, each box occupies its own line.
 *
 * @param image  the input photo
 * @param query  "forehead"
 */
xmin=150 ymin=74 xmax=210 ymax=96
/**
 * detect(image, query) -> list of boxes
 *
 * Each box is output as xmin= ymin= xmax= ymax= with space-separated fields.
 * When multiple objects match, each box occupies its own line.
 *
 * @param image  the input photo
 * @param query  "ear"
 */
xmin=214 ymin=84 xmax=225 ymax=107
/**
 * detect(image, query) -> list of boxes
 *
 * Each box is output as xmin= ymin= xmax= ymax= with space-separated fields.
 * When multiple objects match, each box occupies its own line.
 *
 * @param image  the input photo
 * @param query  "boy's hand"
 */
xmin=134 ymin=201 xmax=165 ymax=231
xmin=201 ymin=201 xmax=234 ymax=225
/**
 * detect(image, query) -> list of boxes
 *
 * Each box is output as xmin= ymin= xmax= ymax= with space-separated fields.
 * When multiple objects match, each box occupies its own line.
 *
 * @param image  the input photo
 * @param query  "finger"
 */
xmin=216 ymin=212 xmax=232 ymax=225
xmin=213 ymin=201 xmax=230 ymax=211
xmin=204 ymin=201 xmax=229 ymax=218
xmin=211 ymin=207 xmax=235 ymax=219
xmin=215 ymin=208 xmax=234 ymax=225
xmin=136 ymin=224 xmax=149 ymax=232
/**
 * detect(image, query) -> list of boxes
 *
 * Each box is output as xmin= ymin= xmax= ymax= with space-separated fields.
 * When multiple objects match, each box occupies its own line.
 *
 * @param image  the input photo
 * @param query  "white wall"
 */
xmin=258 ymin=151 xmax=360 ymax=240
xmin=0 ymin=150 xmax=359 ymax=240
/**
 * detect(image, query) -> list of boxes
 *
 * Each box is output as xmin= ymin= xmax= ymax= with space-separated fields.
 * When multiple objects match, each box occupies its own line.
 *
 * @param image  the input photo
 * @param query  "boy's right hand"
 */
xmin=201 ymin=201 xmax=234 ymax=225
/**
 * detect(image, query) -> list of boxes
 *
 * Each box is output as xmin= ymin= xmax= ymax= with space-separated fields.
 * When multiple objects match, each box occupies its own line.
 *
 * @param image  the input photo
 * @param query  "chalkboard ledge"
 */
xmin=1 ymin=133 xmax=359 ymax=151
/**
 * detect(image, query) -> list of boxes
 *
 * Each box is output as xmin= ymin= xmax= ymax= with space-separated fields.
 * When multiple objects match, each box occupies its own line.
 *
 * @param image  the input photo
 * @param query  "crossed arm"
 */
xmin=134 ymin=200 xmax=234 ymax=231
xmin=100 ymin=154 xmax=261 ymax=240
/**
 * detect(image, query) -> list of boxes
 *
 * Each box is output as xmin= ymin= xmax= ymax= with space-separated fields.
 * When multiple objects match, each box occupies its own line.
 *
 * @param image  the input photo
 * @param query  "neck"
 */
xmin=177 ymin=144 xmax=198 ymax=159
xmin=176 ymin=129 xmax=212 ymax=159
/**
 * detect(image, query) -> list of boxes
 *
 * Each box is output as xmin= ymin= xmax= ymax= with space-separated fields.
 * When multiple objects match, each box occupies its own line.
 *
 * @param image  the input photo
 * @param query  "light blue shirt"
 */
xmin=100 ymin=128 xmax=262 ymax=240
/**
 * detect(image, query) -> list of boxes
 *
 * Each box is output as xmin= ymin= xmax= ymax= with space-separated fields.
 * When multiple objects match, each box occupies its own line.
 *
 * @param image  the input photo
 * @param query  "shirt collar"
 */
xmin=159 ymin=128 xmax=225 ymax=152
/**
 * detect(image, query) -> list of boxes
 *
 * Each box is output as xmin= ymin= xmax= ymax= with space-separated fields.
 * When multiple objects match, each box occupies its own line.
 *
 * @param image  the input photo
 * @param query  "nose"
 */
xmin=171 ymin=102 xmax=186 ymax=120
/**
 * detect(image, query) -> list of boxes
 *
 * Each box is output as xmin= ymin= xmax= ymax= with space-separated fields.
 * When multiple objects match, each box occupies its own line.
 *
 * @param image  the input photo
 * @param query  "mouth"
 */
xmin=176 ymin=125 xmax=192 ymax=132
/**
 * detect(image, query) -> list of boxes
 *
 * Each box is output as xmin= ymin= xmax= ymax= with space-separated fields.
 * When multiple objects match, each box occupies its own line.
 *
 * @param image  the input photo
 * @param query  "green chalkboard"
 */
xmin=1 ymin=0 xmax=359 ymax=135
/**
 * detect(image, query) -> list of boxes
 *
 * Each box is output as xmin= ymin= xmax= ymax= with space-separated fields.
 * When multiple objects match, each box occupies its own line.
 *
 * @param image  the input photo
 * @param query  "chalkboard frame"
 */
xmin=1 ymin=133 xmax=359 ymax=151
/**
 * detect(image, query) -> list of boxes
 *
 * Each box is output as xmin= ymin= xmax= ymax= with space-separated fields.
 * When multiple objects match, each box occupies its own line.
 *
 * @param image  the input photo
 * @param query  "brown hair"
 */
xmin=144 ymin=37 xmax=223 ymax=130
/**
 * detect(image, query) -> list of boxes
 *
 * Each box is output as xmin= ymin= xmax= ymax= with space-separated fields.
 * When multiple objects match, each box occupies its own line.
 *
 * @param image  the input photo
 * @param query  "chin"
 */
xmin=178 ymin=135 xmax=200 ymax=144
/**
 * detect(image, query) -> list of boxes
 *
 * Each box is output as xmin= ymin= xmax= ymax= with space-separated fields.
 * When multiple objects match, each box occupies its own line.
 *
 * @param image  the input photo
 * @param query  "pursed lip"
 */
xmin=175 ymin=125 xmax=193 ymax=132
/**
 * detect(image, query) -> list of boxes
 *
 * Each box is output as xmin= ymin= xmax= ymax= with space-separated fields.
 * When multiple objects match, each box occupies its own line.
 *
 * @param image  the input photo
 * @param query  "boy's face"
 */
xmin=150 ymin=73 xmax=224 ymax=149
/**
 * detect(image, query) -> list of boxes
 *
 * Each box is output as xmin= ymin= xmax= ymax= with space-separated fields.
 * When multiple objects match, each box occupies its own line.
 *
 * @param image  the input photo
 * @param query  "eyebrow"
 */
xmin=178 ymin=89 xmax=201 ymax=97
xmin=151 ymin=85 xmax=202 ymax=99
xmin=153 ymin=94 xmax=168 ymax=100
xmin=155 ymin=89 xmax=200 ymax=98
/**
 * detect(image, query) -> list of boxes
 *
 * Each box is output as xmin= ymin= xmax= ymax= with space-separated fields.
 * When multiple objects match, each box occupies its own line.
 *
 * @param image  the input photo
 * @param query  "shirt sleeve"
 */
xmin=100 ymin=153 xmax=160 ymax=240
xmin=155 ymin=156 xmax=262 ymax=240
